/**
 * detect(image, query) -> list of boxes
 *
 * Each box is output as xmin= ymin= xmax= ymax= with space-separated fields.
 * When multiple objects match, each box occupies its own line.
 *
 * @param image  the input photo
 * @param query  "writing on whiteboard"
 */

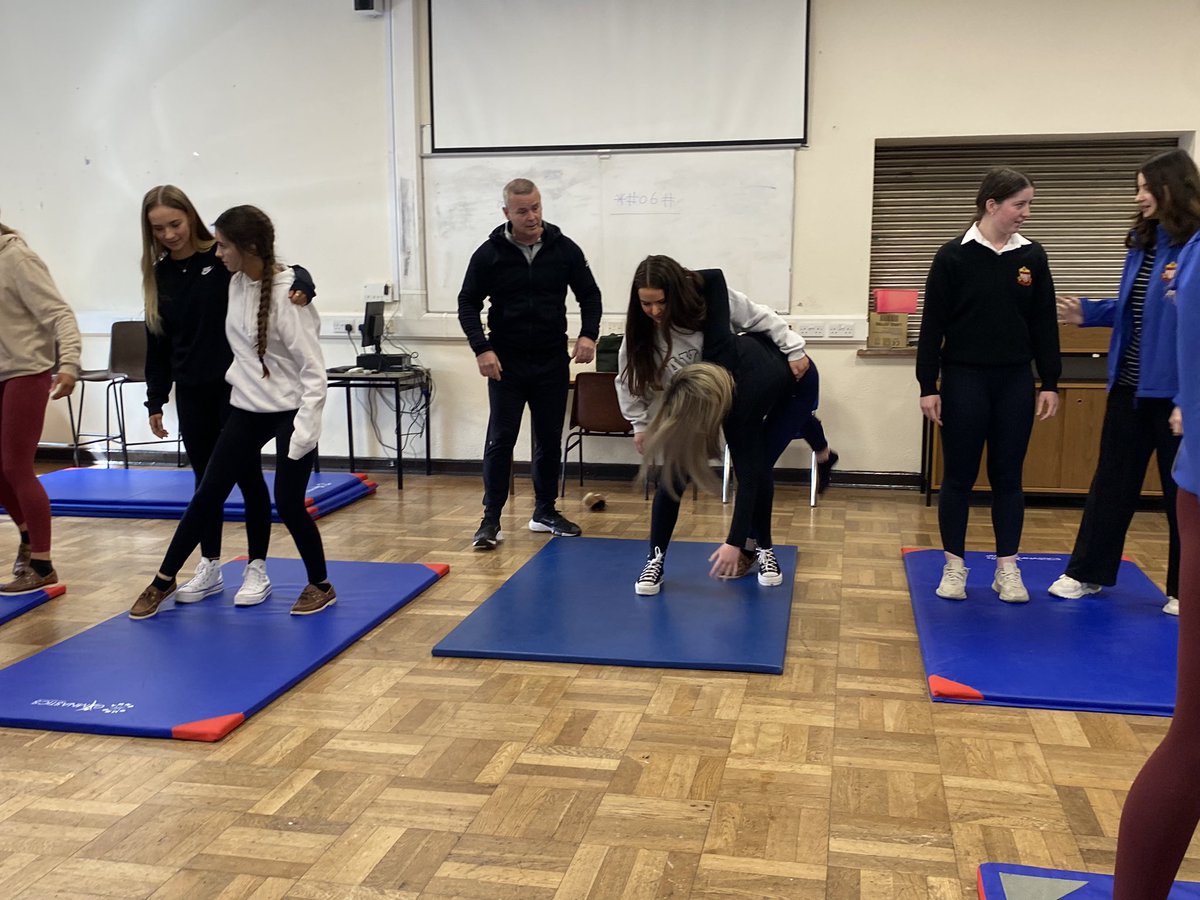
xmin=612 ymin=191 xmax=679 ymax=214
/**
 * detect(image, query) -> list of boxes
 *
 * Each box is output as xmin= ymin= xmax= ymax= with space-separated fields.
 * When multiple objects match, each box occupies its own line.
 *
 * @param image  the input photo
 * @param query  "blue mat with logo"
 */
xmin=0 ymin=557 xmax=446 ymax=740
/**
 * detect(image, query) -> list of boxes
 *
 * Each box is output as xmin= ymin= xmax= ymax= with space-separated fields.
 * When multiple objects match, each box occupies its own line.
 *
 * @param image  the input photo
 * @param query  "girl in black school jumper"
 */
xmin=916 ymin=167 xmax=1061 ymax=603
xmin=617 ymin=255 xmax=836 ymax=595
xmin=140 ymin=186 xmax=315 ymax=607
xmin=131 ymin=205 xmax=335 ymax=619
xmin=635 ymin=336 xmax=800 ymax=595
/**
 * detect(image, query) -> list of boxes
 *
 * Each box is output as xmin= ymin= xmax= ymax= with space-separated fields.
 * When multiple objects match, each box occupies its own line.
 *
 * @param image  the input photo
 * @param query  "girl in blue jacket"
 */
xmin=1112 ymin=227 xmax=1200 ymax=896
xmin=1051 ymin=149 xmax=1200 ymax=614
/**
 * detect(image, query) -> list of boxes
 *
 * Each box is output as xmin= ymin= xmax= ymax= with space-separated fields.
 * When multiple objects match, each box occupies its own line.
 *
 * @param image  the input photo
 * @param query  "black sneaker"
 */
xmin=817 ymin=450 xmax=839 ymax=494
xmin=472 ymin=518 xmax=503 ymax=550
xmin=528 ymin=509 xmax=582 ymax=537
xmin=635 ymin=547 xmax=665 ymax=595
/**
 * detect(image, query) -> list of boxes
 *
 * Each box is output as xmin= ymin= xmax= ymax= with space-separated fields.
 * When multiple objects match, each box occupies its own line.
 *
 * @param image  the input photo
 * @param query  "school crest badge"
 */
xmin=1016 ymin=267 xmax=1032 ymax=287
xmin=1163 ymin=262 xmax=1177 ymax=282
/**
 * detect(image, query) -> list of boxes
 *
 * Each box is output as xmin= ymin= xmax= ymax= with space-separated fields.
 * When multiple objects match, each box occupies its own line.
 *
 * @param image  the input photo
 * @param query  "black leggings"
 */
xmin=1113 ymin=489 xmax=1200 ymax=898
xmin=175 ymin=382 xmax=271 ymax=561
xmin=937 ymin=363 xmax=1034 ymax=558
xmin=647 ymin=371 xmax=821 ymax=555
xmin=158 ymin=407 xmax=327 ymax=585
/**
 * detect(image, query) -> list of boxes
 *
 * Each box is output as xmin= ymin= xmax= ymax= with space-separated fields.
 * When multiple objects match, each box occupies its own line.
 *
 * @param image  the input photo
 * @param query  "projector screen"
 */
xmin=428 ymin=0 xmax=810 ymax=152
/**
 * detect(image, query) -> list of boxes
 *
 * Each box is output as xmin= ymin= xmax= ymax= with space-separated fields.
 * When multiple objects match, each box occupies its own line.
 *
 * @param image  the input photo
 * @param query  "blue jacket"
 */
xmin=1172 ymin=233 xmax=1200 ymax=495
xmin=1081 ymin=225 xmax=1183 ymax=397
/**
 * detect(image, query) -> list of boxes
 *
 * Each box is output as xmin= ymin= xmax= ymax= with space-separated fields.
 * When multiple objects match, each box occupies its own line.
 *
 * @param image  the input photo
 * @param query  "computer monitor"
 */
xmin=360 ymin=301 xmax=385 ymax=354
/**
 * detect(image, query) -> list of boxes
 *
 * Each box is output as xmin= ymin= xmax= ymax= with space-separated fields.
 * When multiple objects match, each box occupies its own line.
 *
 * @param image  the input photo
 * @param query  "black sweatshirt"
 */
xmin=915 ymin=237 xmax=1061 ymax=396
xmin=145 ymin=248 xmax=314 ymax=414
xmin=456 ymin=222 xmax=602 ymax=357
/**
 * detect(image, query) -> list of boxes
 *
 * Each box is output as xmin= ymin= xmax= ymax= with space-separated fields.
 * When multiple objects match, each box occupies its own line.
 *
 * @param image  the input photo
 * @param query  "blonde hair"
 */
xmin=638 ymin=362 xmax=734 ymax=499
xmin=139 ymin=185 xmax=215 ymax=334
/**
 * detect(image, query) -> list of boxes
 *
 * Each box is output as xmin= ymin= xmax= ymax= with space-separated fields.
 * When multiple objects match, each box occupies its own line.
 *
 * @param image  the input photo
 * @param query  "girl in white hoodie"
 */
xmin=130 ymin=206 xmax=334 ymax=619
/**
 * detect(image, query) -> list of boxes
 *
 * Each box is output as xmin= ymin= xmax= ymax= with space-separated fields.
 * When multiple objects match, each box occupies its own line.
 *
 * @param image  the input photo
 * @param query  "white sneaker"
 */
xmin=993 ymin=562 xmax=1030 ymax=603
xmin=1048 ymin=574 xmax=1101 ymax=600
xmin=1164 ymin=596 xmax=1180 ymax=616
xmin=176 ymin=557 xmax=224 ymax=604
xmin=936 ymin=560 xmax=968 ymax=600
xmin=234 ymin=559 xmax=272 ymax=606
xmin=635 ymin=548 xmax=665 ymax=596
xmin=756 ymin=547 xmax=783 ymax=587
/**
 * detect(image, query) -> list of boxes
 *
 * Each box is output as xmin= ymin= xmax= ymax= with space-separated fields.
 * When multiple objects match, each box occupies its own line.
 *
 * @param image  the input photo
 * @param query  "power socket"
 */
xmin=827 ymin=320 xmax=858 ymax=339
xmin=327 ymin=316 xmax=358 ymax=337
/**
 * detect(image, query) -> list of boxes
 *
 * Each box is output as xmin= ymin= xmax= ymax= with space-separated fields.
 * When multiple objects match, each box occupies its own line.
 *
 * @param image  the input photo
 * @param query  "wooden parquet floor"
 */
xmin=0 ymin=469 xmax=1191 ymax=898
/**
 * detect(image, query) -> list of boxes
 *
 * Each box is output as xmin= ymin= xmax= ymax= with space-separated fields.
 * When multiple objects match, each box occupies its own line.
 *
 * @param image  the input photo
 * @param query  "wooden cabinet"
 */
xmin=926 ymin=381 xmax=1164 ymax=497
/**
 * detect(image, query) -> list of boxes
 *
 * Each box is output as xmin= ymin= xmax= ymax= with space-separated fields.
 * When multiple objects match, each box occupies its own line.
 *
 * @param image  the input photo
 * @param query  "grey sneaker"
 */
xmin=176 ymin=557 xmax=224 ymax=603
xmin=936 ymin=560 xmax=968 ymax=600
xmin=993 ymin=562 xmax=1030 ymax=603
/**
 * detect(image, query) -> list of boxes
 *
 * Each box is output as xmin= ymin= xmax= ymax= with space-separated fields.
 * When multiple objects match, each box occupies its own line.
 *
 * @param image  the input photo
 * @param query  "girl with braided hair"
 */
xmin=140 ymin=185 xmax=316 ymax=608
xmin=131 ymin=205 xmax=335 ymax=619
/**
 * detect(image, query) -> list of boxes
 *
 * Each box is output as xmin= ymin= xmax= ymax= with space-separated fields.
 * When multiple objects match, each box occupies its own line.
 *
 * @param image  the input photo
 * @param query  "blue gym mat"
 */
xmin=433 ymin=537 xmax=796 ymax=674
xmin=7 ymin=468 xmax=375 ymax=522
xmin=0 ymin=584 xmax=65 ymax=627
xmin=0 ymin=557 xmax=446 ymax=741
xmin=978 ymin=862 xmax=1200 ymax=898
xmin=903 ymin=549 xmax=1177 ymax=716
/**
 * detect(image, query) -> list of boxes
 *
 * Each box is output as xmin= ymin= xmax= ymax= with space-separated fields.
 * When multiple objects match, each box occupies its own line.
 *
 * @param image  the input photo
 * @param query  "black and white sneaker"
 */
xmin=528 ymin=509 xmax=582 ymax=537
xmin=472 ymin=518 xmax=503 ymax=551
xmin=756 ymin=547 xmax=783 ymax=586
xmin=635 ymin=547 xmax=665 ymax=596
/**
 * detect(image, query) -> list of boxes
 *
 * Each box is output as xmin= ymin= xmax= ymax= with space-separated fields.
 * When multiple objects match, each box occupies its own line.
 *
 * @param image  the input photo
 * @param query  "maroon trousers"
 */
xmin=0 ymin=372 xmax=53 ymax=553
xmin=1113 ymin=488 xmax=1200 ymax=898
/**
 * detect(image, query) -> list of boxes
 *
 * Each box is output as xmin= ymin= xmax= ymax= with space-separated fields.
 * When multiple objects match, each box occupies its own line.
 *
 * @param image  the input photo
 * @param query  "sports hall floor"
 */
xmin=0 ymin=468 xmax=1189 ymax=898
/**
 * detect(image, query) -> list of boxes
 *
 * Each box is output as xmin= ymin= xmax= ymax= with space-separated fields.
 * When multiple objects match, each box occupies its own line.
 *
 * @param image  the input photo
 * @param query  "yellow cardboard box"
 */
xmin=867 ymin=313 xmax=908 ymax=349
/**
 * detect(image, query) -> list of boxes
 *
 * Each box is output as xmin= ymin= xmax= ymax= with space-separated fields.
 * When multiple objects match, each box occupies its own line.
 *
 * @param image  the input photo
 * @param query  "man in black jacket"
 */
xmin=457 ymin=178 xmax=603 ymax=550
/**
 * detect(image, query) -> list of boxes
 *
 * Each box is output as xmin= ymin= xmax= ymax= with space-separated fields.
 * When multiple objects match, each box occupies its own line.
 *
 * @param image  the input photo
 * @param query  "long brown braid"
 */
xmin=214 ymin=205 xmax=275 ymax=378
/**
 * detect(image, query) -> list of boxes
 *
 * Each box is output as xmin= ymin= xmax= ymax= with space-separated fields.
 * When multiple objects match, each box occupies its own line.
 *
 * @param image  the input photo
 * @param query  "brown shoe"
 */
xmin=291 ymin=583 xmax=336 ymax=616
xmin=0 ymin=567 xmax=57 ymax=594
xmin=130 ymin=580 xmax=177 ymax=620
xmin=12 ymin=542 xmax=31 ymax=577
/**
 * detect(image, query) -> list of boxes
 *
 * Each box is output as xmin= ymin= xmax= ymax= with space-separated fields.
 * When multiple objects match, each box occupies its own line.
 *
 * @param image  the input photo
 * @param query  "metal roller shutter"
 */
xmin=869 ymin=137 xmax=1180 ymax=345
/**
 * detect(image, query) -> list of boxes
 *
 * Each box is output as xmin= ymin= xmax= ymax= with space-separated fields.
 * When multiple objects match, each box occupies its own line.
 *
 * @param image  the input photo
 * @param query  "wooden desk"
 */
xmin=325 ymin=368 xmax=432 ymax=488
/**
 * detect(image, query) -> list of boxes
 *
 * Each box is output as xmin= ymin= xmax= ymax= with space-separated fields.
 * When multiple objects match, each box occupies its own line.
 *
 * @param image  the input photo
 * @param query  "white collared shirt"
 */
xmin=962 ymin=222 xmax=1031 ymax=255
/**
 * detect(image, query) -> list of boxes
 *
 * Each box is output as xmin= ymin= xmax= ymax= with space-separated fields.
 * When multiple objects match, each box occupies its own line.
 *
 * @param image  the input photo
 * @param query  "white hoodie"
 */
xmin=225 ymin=266 xmax=326 ymax=460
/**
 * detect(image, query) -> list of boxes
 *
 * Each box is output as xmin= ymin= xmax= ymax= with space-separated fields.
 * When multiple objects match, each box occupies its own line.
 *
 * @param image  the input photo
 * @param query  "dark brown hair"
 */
xmin=974 ymin=167 xmax=1035 ymax=221
xmin=1129 ymin=149 xmax=1200 ymax=249
xmin=622 ymin=255 xmax=708 ymax=398
xmin=214 ymin=205 xmax=275 ymax=379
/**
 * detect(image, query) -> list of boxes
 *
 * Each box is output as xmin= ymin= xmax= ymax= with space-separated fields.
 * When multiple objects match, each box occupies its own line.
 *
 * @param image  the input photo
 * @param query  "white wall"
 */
xmin=5 ymin=0 xmax=1199 ymax=476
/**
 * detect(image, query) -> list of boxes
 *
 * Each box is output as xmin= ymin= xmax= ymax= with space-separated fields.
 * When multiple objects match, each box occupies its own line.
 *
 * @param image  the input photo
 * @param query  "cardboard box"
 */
xmin=868 ymin=312 xmax=909 ymax=349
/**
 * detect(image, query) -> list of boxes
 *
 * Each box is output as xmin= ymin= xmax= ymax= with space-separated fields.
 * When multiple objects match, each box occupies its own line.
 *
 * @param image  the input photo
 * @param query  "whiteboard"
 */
xmin=423 ymin=150 xmax=796 ymax=315
xmin=428 ymin=0 xmax=809 ymax=151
